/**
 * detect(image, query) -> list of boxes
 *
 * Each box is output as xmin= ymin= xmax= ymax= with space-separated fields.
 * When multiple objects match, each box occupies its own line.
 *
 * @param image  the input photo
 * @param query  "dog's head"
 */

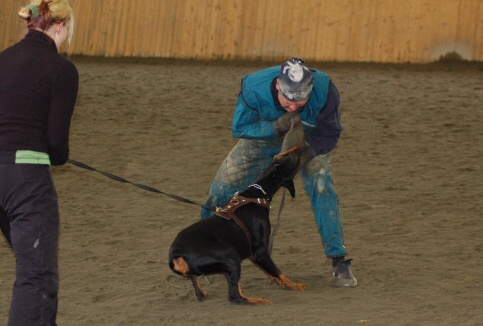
xmin=273 ymin=142 xmax=309 ymax=198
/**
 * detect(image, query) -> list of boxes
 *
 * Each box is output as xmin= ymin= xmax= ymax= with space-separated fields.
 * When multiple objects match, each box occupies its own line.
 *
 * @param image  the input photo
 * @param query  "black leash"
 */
xmin=68 ymin=159 xmax=284 ymax=251
xmin=68 ymin=159 xmax=216 ymax=211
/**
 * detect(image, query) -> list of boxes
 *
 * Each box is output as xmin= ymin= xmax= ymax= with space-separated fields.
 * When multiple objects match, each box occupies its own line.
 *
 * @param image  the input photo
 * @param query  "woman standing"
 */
xmin=0 ymin=0 xmax=78 ymax=324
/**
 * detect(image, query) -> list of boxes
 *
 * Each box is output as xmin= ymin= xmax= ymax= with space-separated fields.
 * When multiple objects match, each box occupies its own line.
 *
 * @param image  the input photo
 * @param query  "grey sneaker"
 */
xmin=332 ymin=259 xmax=357 ymax=288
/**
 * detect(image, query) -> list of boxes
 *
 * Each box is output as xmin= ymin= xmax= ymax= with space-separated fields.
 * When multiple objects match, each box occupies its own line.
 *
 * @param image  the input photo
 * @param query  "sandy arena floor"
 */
xmin=1 ymin=57 xmax=482 ymax=325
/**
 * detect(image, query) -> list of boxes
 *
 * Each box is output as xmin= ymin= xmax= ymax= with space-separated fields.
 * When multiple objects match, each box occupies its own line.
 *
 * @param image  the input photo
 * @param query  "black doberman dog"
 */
xmin=168 ymin=142 xmax=308 ymax=304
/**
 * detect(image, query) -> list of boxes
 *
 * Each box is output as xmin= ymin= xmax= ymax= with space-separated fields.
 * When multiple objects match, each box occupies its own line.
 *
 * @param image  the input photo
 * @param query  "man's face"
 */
xmin=276 ymin=79 xmax=309 ymax=112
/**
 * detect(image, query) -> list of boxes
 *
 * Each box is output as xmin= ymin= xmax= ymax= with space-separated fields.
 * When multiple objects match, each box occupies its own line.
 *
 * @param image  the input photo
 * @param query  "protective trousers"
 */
xmin=201 ymin=139 xmax=347 ymax=257
xmin=0 ymin=162 xmax=59 ymax=326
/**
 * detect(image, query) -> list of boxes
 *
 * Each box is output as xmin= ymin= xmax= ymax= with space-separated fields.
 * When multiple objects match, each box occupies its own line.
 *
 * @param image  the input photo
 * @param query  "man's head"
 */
xmin=278 ymin=57 xmax=314 ymax=102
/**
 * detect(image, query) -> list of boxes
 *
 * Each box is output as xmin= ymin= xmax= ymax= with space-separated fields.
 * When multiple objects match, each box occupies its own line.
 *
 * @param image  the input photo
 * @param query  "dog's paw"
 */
xmin=195 ymin=290 xmax=208 ymax=301
xmin=246 ymin=297 xmax=272 ymax=304
xmin=290 ymin=282 xmax=306 ymax=291
xmin=232 ymin=297 xmax=272 ymax=304
xmin=277 ymin=274 xmax=306 ymax=291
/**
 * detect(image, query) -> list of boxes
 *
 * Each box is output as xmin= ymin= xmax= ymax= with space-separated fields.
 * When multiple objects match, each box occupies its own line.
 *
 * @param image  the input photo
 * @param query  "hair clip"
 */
xmin=26 ymin=4 xmax=40 ymax=18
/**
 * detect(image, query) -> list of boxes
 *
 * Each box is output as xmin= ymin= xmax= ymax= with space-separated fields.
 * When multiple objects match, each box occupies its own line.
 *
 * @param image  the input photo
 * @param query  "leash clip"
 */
xmin=249 ymin=184 xmax=267 ymax=195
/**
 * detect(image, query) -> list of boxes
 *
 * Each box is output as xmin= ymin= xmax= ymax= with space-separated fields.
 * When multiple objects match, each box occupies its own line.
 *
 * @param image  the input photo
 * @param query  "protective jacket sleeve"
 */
xmin=306 ymin=81 xmax=343 ymax=155
xmin=232 ymin=95 xmax=279 ymax=140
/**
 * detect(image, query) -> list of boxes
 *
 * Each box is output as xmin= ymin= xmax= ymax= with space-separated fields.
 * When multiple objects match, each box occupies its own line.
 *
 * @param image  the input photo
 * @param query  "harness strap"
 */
xmin=215 ymin=193 xmax=271 ymax=252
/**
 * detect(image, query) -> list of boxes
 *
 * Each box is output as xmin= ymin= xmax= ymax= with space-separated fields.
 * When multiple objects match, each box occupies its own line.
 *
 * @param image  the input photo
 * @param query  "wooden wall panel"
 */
xmin=1 ymin=0 xmax=482 ymax=63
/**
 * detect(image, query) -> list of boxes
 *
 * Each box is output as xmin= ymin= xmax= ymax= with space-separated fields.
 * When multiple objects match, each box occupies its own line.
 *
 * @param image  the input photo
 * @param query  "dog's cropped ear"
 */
xmin=283 ymin=179 xmax=296 ymax=198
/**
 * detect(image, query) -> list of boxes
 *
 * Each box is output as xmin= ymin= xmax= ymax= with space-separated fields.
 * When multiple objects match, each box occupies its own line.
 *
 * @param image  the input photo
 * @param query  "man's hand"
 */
xmin=275 ymin=112 xmax=301 ymax=137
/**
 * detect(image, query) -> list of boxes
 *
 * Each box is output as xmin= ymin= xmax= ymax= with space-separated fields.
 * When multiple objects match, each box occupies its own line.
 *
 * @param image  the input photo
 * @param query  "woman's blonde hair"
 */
xmin=18 ymin=0 xmax=75 ymax=45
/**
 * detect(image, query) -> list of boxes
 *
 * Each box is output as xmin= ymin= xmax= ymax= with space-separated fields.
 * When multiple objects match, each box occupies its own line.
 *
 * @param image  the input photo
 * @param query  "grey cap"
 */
xmin=278 ymin=57 xmax=313 ymax=101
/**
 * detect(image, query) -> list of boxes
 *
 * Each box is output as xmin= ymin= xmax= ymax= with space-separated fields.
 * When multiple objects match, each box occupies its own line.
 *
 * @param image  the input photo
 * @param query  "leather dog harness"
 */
xmin=215 ymin=191 xmax=271 ymax=252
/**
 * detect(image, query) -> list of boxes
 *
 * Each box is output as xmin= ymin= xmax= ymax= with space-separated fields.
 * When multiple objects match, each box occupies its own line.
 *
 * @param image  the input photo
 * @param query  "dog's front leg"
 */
xmin=251 ymin=255 xmax=306 ymax=291
xmin=224 ymin=266 xmax=271 ymax=304
xmin=264 ymin=272 xmax=306 ymax=291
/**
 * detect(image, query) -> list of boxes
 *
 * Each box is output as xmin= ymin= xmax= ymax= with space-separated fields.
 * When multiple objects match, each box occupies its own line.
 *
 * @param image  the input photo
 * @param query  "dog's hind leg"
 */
xmin=172 ymin=257 xmax=208 ymax=301
xmin=189 ymin=275 xmax=208 ymax=301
